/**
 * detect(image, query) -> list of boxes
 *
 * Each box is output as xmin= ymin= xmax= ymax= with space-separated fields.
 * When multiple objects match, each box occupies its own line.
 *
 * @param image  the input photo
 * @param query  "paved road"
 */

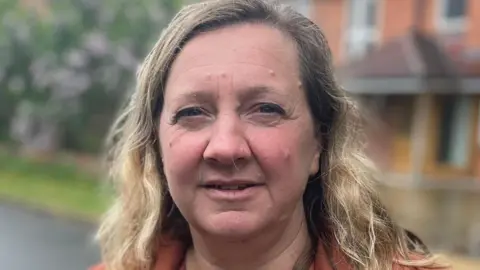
xmin=0 ymin=203 xmax=100 ymax=270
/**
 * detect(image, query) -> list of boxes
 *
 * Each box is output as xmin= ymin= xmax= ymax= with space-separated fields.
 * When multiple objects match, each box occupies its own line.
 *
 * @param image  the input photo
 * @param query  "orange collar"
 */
xmin=152 ymin=239 xmax=352 ymax=270
xmin=91 ymin=239 xmax=438 ymax=270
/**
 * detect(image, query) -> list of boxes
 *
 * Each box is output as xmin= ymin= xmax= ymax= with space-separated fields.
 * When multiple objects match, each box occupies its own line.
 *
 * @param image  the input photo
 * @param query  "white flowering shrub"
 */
xmin=0 ymin=0 xmax=180 ymax=152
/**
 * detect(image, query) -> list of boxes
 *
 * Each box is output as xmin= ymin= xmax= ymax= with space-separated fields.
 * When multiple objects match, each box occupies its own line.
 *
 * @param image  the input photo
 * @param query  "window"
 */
xmin=345 ymin=0 xmax=380 ymax=59
xmin=478 ymin=101 xmax=480 ymax=147
xmin=437 ymin=96 xmax=472 ymax=168
xmin=365 ymin=0 xmax=378 ymax=27
xmin=445 ymin=0 xmax=466 ymax=19
xmin=438 ymin=0 xmax=467 ymax=33
xmin=283 ymin=0 xmax=310 ymax=18
xmin=389 ymin=96 xmax=414 ymax=136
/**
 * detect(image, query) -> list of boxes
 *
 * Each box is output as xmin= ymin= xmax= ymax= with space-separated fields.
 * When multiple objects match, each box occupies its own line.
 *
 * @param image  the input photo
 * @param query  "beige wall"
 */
xmin=378 ymin=184 xmax=480 ymax=255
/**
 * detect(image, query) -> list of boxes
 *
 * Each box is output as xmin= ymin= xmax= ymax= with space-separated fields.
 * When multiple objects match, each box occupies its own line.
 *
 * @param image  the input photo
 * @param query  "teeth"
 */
xmin=217 ymin=185 xmax=247 ymax=190
xmin=204 ymin=184 xmax=260 ymax=190
xmin=209 ymin=184 xmax=254 ymax=190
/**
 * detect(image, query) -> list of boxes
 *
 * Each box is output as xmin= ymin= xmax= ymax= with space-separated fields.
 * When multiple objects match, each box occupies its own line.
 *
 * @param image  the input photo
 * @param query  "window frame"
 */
xmin=343 ymin=0 xmax=382 ymax=60
xmin=437 ymin=0 xmax=467 ymax=33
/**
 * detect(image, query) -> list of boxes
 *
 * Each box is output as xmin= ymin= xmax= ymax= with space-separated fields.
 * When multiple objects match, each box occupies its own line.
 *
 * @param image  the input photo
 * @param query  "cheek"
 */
xmin=159 ymin=126 xmax=207 ymax=187
xmin=250 ymin=126 xmax=314 ymax=186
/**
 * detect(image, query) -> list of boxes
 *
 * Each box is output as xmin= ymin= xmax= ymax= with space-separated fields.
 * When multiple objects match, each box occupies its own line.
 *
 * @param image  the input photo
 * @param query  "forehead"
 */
xmin=166 ymin=23 xmax=300 ymax=86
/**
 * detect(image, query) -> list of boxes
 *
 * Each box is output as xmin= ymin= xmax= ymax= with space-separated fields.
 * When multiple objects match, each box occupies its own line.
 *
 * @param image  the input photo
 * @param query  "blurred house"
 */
xmin=308 ymin=0 xmax=480 ymax=255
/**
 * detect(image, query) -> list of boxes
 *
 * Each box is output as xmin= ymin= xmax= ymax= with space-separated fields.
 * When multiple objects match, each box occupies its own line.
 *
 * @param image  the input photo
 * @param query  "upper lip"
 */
xmin=200 ymin=179 xmax=264 ymax=187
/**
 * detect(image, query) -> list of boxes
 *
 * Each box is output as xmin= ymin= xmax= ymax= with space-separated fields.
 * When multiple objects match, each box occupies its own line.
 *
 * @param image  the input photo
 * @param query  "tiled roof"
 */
xmin=337 ymin=29 xmax=458 ymax=79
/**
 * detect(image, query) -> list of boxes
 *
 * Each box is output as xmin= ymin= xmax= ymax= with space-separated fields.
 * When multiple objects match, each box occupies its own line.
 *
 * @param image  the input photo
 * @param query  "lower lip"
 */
xmin=202 ymin=185 xmax=264 ymax=201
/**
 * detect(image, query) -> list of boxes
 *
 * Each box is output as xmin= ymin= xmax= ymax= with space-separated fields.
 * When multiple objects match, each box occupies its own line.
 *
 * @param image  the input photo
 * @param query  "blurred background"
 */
xmin=0 ymin=0 xmax=479 ymax=269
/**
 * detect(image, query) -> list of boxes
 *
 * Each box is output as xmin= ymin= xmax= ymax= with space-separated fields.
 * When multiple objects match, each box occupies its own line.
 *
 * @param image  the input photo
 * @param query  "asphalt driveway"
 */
xmin=0 ymin=202 xmax=100 ymax=270
xmin=2 ymin=201 xmax=479 ymax=270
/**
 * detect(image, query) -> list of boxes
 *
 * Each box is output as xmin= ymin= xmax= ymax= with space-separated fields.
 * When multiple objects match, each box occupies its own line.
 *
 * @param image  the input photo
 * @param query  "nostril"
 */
xmin=232 ymin=157 xmax=239 ymax=170
xmin=204 ymin=156 xmax=248 ymax=171
xmin=202 ymin=129 xmax=252 ymax=165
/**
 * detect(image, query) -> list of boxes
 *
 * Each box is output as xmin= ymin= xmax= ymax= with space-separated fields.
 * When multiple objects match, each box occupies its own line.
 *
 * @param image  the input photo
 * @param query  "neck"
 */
xmin=186 ymin=204 xmax=311 ymax=270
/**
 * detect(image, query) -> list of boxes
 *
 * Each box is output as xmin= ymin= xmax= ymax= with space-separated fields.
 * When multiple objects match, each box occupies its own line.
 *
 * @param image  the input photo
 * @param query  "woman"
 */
xmin=93 ymin=0 xmax=451 ymax=269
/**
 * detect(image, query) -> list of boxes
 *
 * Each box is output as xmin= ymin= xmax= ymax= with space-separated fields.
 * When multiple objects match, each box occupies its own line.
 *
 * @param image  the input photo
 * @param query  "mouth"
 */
xmin=202 ymin=183 xmax=264 ymax=191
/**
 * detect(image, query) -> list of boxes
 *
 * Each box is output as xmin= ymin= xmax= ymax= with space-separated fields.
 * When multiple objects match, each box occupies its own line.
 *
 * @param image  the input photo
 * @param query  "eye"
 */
xmin=172 ymin=107 xmax=205 ymax=123
xmin=256 ymin=103 xmax=286 ymax=115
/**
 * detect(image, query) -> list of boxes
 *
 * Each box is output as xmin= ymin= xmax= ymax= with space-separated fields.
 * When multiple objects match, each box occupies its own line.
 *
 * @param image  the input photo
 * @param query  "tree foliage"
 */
xmin=0 ymin=0 xmax=180 ymax=153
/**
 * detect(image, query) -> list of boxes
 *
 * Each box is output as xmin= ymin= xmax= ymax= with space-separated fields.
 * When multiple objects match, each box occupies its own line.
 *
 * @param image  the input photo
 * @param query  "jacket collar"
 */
xmin=153 ymin=238 xmax=352 ymax=270
xmin=90 ymin=240 xmax=436 ymax=270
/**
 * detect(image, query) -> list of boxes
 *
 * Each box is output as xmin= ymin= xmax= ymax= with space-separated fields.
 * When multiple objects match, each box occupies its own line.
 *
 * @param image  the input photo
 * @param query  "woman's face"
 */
xmin=159 ymin=23 xmax=320 ymax=239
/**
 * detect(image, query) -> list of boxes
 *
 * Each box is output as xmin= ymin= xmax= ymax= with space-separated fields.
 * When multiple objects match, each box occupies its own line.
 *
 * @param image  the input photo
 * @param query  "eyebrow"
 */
xmin=173 ymin=85 xmax=280 ymax=105
xmin=173 ymin=90 xmax=215 ymax=105
xmin=237 ymin=85 xmax=279 ymax=102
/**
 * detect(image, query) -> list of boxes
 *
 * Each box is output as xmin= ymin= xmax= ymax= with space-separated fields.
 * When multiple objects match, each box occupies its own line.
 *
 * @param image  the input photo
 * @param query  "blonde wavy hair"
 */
xmin=97 ymin=0 xmax=447 ymax=269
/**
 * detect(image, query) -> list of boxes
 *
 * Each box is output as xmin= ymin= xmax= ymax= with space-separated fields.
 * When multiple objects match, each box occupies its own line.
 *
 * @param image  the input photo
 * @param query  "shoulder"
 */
xmin=393 ymin=265 xmax=452 ymax=270
xmin=392 ymin=255 xmax=452 ymax=270
xmin=88 ymin=264 xmax=105 ymax=270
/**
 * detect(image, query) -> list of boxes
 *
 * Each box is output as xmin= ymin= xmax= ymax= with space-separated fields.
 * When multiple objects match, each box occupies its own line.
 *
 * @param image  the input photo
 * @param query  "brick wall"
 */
xmin=381 ymin=0 xmax=436 ymax=42
xmin=310 ymin=0 xmax=345 ymax=64
xmin=467 ymin=0 xmax=480 ymax=48
xmin=311 ymin=0 xmax=480 ymax=63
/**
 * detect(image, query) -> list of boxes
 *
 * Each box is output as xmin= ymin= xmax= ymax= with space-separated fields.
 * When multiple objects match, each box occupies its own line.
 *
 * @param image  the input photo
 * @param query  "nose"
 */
xmin=203 ymin=114 xmax=251 ymax=167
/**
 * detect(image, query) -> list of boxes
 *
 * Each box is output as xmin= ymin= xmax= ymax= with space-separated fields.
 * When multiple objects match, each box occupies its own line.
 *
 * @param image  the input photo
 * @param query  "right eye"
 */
xmin=171 ymin=107 xmax=205 ymax=124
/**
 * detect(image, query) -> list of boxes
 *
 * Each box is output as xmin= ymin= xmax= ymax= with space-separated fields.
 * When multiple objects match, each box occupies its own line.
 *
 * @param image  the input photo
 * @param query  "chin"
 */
xmin=198 ymin=211 xmax=267 ymax=239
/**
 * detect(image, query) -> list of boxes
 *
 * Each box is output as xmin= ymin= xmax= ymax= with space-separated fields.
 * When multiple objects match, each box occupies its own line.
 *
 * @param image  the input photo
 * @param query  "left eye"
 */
xmin=257 ymin=103 xmax=286 ymax=115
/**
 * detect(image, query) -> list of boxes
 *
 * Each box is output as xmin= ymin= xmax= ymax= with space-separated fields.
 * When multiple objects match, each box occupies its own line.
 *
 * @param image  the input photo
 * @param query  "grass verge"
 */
xmin=0 ymin=149 xmax=111 ymax=222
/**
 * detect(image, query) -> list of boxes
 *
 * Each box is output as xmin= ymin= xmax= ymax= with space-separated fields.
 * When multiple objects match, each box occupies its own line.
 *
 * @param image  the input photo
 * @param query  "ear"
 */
xmin=309 ymin=140 xmax=322 ymax=176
